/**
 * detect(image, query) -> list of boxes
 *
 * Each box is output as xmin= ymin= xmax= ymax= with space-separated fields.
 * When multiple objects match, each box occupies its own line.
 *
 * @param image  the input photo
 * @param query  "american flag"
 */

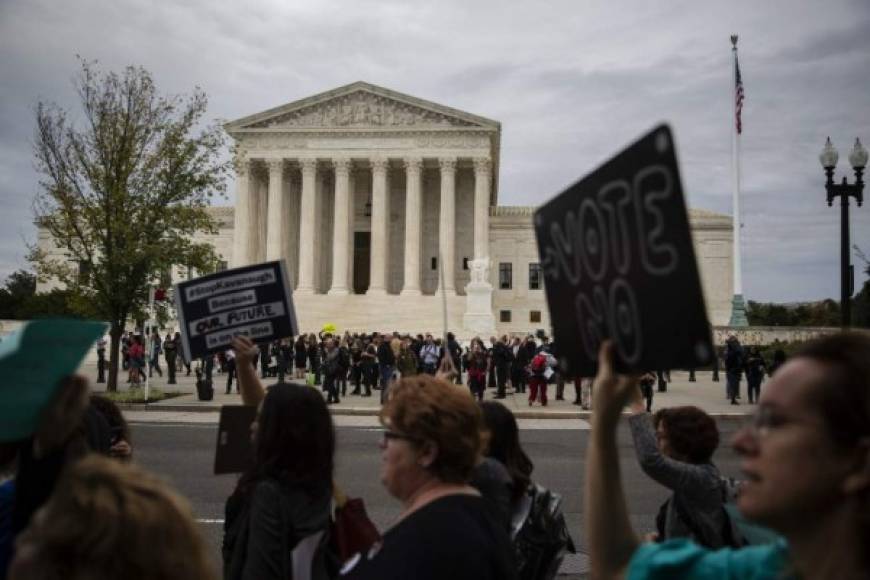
xmin=734 ymin=55 xmax=744 ymax=134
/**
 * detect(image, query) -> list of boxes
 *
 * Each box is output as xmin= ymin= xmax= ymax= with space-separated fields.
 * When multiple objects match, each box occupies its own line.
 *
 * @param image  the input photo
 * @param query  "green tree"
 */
xmin=19 ymin=288 xmax=100 ymax=319
xmin=0 ymin=270 xmax=37 ymax=318
xmin=30 ymin=59 xmax=229 ymax=391
xmin=854 ymin=250 xmax=870 ymax=328
xmin=747 ymin=299 xmax=840 ymax=327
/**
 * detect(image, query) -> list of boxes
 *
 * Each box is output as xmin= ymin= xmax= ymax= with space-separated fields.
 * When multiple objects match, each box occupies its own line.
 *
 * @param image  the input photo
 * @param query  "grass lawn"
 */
xmin=97 ymin=387 xmax=184 ymax=404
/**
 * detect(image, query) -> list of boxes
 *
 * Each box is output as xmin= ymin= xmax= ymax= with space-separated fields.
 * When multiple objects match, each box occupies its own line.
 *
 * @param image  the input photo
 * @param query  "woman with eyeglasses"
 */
xmin=342 ymin=374 xmax=517 ymax=580
xmin=586 ymin=332 xmax=870 ymax=579
xmin=627 ymin=404 xmax=731 ymax=547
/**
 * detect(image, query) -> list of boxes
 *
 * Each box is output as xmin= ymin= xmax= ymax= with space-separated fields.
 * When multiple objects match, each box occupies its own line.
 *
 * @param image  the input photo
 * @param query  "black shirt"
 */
xmin=377 ymin=342 xmax=396 ymax=366
xmin=342 ymin=494 xmax=516 ymax=580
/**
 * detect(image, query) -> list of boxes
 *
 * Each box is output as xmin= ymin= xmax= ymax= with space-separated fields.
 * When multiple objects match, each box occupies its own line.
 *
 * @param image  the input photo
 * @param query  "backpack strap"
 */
xmin=669 ymin=493 xmax=715 ymax=547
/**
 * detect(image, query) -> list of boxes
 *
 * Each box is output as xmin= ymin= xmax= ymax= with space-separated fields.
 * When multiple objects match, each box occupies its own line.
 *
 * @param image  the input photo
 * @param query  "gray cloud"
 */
xmin=1 ymin=0 xmax=869 ymax=303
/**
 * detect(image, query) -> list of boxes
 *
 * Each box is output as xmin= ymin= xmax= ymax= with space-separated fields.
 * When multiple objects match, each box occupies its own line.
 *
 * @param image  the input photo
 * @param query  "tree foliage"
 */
xmin=0 ymin=270 xmax=37 ymax=318
xmin=853 ymin=249 xmax=870 ymax=329
xmin=747 ymin=299 xmax=841 ymax=327
xmin=29 ymin=58 xmax=229 ymax=390
xmin=0 ymin=269 xmax=99 ymax=319
xmin=748 ymin=248 xmax=870 ymax=328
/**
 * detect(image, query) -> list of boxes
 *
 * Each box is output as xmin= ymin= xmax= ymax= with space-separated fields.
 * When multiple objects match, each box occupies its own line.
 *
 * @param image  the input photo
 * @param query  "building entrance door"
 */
xmin=353 ymin=232 xmax=371 ymax=294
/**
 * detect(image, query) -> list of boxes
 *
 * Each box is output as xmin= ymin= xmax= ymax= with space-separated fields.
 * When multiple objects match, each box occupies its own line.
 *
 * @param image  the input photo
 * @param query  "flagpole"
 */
xmin=145 ymin=286 xmax=155 ymax=402
xmin=729 ymin=34 xmax=749 ymax=326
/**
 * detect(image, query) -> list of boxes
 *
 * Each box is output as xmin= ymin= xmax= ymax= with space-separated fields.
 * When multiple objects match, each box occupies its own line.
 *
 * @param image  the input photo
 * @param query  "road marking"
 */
xmin=130 ymin=423 xmax=217 ymax=429
xmin=127 ymin=413 xmax=590 ymax=430
xmin=129 ymin=419 xmax=590 ymax=430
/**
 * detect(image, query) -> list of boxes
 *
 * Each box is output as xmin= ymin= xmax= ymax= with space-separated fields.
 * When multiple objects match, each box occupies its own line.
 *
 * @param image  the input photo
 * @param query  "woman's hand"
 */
xmin=591 ymin=341 xmax=641 ymax=423
xmin=586 ymin=341 xmax=642 ymax=577
xmin=231 ymin=335 xmax=266 ymax=406
xmin=109 ymin=439 xmax=133 ymax=460
xmin=231 ymin=335 xmax=258 ymax=367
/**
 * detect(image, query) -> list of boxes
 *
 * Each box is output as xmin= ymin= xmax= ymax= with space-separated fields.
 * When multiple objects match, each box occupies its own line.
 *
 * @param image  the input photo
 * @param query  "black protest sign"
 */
xmin=214 ymin=405 xmax=257 ymax=474
xmin=533 ymin=124 xmax=713 ymax=376
xmin=175 ymin=260 xmax=298 ymax=361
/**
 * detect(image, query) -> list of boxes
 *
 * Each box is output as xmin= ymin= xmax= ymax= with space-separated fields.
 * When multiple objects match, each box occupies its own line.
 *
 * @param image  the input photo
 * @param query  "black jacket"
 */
xmin=377 ymin=342 xmax=396 ymax=366
xmin=491 ymin=342 xmax=512 ymax=366
xmin=224 ymin=479 xmax=331 ymax=580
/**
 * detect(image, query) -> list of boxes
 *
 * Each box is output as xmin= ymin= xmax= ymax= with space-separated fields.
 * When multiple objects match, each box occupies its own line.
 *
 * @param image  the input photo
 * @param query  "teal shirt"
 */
xmin=628 ymin=539 xmax=792 ymax=580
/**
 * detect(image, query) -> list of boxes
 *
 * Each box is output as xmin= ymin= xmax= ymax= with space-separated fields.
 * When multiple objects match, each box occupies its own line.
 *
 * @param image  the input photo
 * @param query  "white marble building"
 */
xmin=37 ymin=81 xmax=734 ymax=336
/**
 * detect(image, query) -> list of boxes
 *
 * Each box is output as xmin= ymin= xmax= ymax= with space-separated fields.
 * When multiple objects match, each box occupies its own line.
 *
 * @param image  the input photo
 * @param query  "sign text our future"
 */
xmin=189 ymin=302 xmax=286 ymax=337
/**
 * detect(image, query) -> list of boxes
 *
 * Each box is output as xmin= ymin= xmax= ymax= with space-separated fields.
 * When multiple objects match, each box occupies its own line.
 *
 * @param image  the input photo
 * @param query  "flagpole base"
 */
xmin=728 ymin=294 xmax=749 ymax=327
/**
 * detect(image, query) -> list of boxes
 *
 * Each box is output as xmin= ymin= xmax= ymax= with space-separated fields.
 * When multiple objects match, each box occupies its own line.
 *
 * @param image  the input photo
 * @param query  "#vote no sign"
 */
xmin=534 ymin=124 xmax=714 ymax=377
xmin=175 ymin=260 xmax=298 ymax=361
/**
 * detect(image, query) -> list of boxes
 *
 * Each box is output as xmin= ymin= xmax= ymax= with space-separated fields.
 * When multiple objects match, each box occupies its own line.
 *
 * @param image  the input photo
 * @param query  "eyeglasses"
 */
xmin=747 ymin=405 xmax=823 ymax=437
xmin=382 ymin=430 xmax=420 ymax=444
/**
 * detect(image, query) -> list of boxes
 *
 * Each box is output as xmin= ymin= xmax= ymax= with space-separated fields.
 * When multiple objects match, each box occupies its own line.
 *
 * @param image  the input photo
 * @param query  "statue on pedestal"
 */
xmin=468 ymin=258 xmax=491 ymax=287
xmin=464 ymin=258 xmax=496 ymax=335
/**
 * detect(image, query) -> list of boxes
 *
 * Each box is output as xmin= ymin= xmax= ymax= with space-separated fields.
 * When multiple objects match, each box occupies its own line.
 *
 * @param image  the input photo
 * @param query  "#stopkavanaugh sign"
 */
xmin=175 ymin=260 xmax=298 ymax=361
xmin=533 ymin=124 xmax=714 ymax=376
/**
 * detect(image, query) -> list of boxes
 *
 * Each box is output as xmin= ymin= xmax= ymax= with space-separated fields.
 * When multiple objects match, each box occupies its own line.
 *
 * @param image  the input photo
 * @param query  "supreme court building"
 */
xmin=37 ymin=81 xmax=735 ymax=336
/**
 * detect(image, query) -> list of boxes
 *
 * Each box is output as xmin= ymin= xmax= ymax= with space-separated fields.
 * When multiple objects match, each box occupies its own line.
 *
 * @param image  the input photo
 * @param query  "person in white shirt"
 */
xmin=419 ymin=334 xmax=441 ymax=375
xmin=224 ymin=348 xmax=237 ymax=394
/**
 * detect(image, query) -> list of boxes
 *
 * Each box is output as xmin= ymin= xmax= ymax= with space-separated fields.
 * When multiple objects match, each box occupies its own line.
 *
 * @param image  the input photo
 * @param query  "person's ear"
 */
xmin=417 ymin=441 xmax=438 ymax=469
xmin=842 ymin=440 xmax=870 ymax=495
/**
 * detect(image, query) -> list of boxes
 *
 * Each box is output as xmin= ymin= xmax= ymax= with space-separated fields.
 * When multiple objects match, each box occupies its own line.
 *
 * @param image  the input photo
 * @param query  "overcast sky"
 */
xmin=1 ymin=0 xmax=868 ymax=303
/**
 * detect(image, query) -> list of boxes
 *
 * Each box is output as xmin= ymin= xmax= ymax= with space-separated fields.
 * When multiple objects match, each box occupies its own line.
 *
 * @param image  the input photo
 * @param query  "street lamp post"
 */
xmin=819 ymin=137 xmax=867 ymax=328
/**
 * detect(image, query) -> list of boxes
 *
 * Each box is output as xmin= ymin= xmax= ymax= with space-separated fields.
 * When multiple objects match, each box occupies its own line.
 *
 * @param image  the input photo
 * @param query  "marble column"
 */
xmin=401 ymin=157 xmax=423 ymax=295
xmin=438 ymin=157 xmax=457 ymax=294
xmin=231 ymin=158 xmax=251 ymax=267
xmin=296 ymin=159 xmax=318 ymax=294
xmin=249 ymin=170 xmax=269 ymax=264
xmin=368 ymin=157 xmax=389 ymax=295
xmin=265 ymin=159 xmax=284 ymax=261
xmin=473 ymin=157 xmax=492 ymax=260
xmin=329 ymin=158 xmax=352 ymax=295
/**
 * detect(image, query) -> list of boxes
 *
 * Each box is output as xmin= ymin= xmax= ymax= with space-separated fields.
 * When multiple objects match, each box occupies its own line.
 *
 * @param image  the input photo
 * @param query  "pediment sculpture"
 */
xmin=246 ymin=91 xmax=479 ymax=129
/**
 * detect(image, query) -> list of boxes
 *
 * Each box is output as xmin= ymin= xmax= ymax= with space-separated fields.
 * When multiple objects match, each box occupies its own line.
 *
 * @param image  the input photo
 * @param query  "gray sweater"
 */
xmin=628 ymin=413 xmax=729 ymax=548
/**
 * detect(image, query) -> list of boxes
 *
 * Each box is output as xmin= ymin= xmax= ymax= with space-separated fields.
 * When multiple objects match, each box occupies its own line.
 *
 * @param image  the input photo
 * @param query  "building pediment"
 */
xmin=224 ymin=81 xmax=500 ymax=134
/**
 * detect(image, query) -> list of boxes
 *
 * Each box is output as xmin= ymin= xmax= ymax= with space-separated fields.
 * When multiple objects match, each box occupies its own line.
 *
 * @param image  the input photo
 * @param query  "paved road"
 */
xmin=131 ymin=418 xmax=746 ymax=578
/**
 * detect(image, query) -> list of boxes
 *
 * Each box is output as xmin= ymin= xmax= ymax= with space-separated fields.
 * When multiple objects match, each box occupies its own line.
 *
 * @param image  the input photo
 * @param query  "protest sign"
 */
xmin=214 ymin=404 xmax=258 ymax=474
xmin=0 ymin=319 xmax=107 ymax=441
xmin=534 ymin=124 xmax=714 ymax=376
xmin=175 ymin=260 xmax=298 ymax=361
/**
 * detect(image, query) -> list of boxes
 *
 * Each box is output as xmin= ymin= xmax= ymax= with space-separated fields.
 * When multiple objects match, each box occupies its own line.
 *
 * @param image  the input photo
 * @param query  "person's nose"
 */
xmin=731 ymin=424 xmax=759 ymax=456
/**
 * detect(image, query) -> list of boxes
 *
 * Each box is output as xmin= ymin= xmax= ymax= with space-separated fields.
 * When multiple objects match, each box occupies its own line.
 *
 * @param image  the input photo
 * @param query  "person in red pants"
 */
xmin=528 ymin=352 xmax=549 ymax=406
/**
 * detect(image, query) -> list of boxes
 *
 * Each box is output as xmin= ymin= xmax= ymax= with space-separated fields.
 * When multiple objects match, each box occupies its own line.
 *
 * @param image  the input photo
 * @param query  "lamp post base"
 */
xmin=728 ymin=294 xmax=749 ymax=327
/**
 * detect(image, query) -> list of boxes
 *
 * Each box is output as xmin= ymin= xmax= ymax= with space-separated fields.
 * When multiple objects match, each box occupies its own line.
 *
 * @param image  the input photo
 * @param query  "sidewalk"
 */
xmin=86 ymin=362 xmax=756 ymax=419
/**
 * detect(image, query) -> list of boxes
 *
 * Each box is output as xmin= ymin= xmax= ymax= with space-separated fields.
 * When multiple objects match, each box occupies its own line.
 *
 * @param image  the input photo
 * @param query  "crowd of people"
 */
xmin=216 ymin=331 xmax=579 ymax=408
xmin=722 ymin=336 xmax=787 ymax=405
xmin=107 ymin=330 xmax=193 ymax=387
xmin=3 ymin=329 xmax=868 ymax=579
